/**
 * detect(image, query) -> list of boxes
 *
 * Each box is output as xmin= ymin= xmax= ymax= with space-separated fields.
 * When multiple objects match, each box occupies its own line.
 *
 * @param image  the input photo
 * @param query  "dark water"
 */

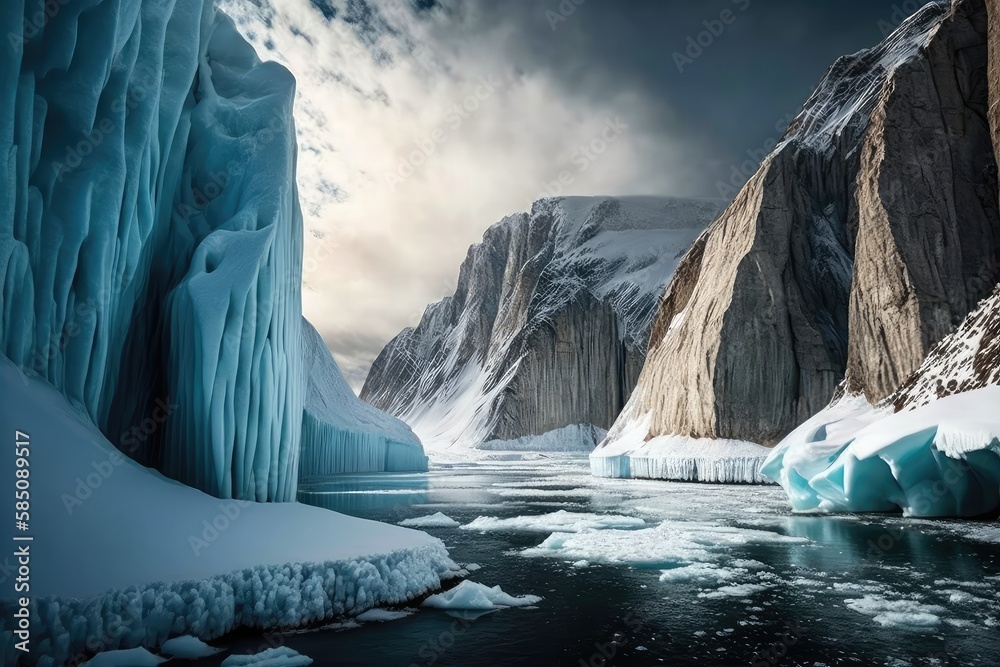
xmin=190 ymin=458 xmax=1000 ymax=666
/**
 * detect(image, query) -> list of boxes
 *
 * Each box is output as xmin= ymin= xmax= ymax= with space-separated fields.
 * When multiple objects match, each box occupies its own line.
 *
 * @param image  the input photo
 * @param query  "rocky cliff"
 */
xmin=598 ymin=0 xmax=1000 ymax=457
xmin=361 ymin=196 xmax=722 ymax=451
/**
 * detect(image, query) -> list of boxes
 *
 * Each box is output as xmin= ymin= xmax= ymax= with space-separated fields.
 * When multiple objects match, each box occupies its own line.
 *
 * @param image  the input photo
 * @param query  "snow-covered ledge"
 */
xmin=0 ymin=356 xmax=459 ymax=665
xmin=590 ymin=404 xmax=773 ymax=484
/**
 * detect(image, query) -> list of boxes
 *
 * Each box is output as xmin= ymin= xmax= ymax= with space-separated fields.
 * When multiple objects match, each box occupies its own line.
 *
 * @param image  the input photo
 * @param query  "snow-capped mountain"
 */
xmin=361 ymin=196 xmax=723 ymax=451
xmin=595 ymin=0 xmax=1000 ymax=479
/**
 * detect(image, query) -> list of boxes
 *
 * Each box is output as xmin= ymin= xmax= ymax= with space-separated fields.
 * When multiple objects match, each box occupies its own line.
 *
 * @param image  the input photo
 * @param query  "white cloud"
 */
xmin=220 ymin=0 xmax=712 ymax=389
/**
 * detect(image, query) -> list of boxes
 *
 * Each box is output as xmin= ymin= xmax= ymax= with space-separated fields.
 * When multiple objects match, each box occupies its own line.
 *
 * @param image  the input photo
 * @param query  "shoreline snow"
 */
xmin=0 ymin=355 xmax=459 ymax=665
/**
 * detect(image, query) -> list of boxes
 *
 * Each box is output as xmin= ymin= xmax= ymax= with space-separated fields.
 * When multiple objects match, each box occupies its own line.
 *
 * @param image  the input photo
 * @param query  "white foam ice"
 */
xmin=160 ymin=636 xmax=223 ymax=659
xmin=422 ymin=581 xmax=542 ymax=611
xmin=462 ymin=511 xmax=646 ymax=534
xmin=399 ymin=513 xmax=461 ymax=528
xmin=844 ymin=596 xmax=947 ymax=628
xmin=221 ymin=647 xmax=314 ymax=667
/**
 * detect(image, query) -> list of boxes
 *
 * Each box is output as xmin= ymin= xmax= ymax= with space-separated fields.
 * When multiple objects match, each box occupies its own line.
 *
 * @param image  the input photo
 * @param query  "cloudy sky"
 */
xmin=221 ymin=0 xmax=918 ymax=389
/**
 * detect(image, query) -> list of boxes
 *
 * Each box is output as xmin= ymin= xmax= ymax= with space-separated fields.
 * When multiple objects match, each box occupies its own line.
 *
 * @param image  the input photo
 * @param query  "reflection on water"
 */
xmin=298 ymin=472 xmax=431 ymax=513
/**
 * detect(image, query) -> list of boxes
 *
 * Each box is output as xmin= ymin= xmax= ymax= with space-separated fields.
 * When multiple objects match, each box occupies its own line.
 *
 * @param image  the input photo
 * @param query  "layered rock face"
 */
xmin=361 ymin=196 xmax=722 ymax=450
xmin=0 ymin=0 xmax=424 ymax=500
xmin=600 ymin=0 xmax=1000 ymax=452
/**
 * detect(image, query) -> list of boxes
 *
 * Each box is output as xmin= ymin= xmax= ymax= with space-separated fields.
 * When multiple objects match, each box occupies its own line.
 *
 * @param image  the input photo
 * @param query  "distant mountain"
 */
xmin=361 ymin=196 xmax=722 ymax=452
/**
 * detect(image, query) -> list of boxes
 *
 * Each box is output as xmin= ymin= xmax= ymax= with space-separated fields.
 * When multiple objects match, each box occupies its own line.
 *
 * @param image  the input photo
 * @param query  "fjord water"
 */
xmin=193 ymin=458 xmax=1000 ymax=666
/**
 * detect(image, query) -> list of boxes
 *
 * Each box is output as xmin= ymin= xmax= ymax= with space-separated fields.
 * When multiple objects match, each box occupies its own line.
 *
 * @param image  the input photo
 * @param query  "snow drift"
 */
xmin=0 ymin=354 xmax=457 ymax=665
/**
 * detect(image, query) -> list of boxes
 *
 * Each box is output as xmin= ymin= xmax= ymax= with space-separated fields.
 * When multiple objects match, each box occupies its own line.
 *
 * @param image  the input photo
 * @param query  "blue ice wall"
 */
xmin=0 ymin=0 xmax=303 ymax=501
xmin=299 ymin=318 xmax=427 ymax=477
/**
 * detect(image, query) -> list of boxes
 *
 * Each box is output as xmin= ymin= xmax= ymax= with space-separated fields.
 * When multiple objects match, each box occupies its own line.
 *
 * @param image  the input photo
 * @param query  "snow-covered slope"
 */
xmin=0 ymin=354 xmax=457 ymax=665
xmin=594 ymin=0 xmax=1000 ymax=480
xmin=300 ymin=318 xmax=427 ymax=475
xmin=361 ymin=196 xmax=722 ymax=452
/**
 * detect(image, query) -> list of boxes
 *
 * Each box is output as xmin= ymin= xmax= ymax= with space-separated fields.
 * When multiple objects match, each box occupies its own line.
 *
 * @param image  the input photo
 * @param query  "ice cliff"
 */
xmin=0 ymin=0 xmax=424 ymax=501
xmin=594 ymin=0 xmax=1000 ymax=481
xmin=360 ymin=196 xmax=722 ymax=452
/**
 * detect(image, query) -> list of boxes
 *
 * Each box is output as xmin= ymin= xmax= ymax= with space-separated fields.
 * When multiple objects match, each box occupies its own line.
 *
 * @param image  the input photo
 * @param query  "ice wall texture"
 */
xmin=300 ymin=318 xmax=427 ymax=475
xmin=361 ymin=196 xmax=722 ymax=451
xmin=597 ymin=0 xmax=1000 ymax=452
xmin=762 ymin=288 xmax=1000 ymax=516
xmin=0 ymin=0 xmax=305 ymax=500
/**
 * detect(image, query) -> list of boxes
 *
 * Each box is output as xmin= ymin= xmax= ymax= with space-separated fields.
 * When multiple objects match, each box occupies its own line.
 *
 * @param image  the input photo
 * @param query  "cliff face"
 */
xmin=361 ymin=196 xmax=722 ymax=450
xmin=600 ymin=0 xmax=1000 ymax=450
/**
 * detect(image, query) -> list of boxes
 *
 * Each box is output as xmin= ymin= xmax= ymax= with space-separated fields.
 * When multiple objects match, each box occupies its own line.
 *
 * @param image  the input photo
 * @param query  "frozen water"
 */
xmin=355 ymin=609 xmax=415 ymax=622
xmin=844 ymin=596 xmax=947 ymax=628
xmin=762 ymin=388 xmax=1000 ymax=517
xmin=221 ymin=647 xmax=313 ymax=667
xmin=81 ymin=648 xmax=166 ymax=667
xmin=160 ymin=635 xmax=223 ymax=659
xmin=399 ymin=513 xmax=461 ymax=528
xmin=462 ymin=510 xmax=646 ymax=534
xmin=422 ymin=581 xmax=542 ymax=611
xmin=591 ymin=406 xmax=773 ymax=483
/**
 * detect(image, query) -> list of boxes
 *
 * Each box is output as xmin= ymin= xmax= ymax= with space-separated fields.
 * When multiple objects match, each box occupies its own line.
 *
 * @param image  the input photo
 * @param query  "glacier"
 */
xmin=299 ymin=318 xmax=427 ymax=476
xmin=590 ymin=396 xmax=774 ymax=484
xmin=0 ymin=353 xmax=457 ymax=665
xmin=0 ymin=0 xmax=426 ymax=500
xmin=761 ymin=387 xmax=1000 ymax=517
xmin=0 ymin=0 xmax=303 ymax=500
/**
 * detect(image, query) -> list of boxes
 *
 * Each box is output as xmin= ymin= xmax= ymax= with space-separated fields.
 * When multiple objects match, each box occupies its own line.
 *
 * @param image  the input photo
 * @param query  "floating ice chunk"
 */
xmin=844 ymin=596 xmax=946 ymax=628
xmin=522 ymin=520 xmax=804 ymax=567
xmin=356 ymin=608 xmax=416 ymax=622
xmin=81 ymin=648 xmax=166 ymax=667
xmin=462 ymin=510 xmax=645 ymax=534
xmin=659 ymin=563 xmax=740 ymax=583
xmin=422 ymin=581 xmax=542 ymax=611
xmin=161 ymin=636 xmax=223 ymax=659
xmin=399 ymin=513 xmax=461 ymax=528
xmin=763 ymin=388 xmax=1000 ymax=517
xmin=698 ymin=584 xmax=772 ymax=599
xmin=221 ymin=647 xmax=313 ymax=667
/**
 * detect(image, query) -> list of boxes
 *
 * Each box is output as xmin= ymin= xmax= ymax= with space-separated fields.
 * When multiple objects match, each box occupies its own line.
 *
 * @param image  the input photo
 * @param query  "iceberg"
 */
xmin=299 ymin=318 xmax=427 ymax=476
xmin=1 ymin=0 xmax=304 ymax=500
xmin=761 ymin=388 xmax=1000 ymax=517
xmin=421 ymin=581 xmax=541 ymax=611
